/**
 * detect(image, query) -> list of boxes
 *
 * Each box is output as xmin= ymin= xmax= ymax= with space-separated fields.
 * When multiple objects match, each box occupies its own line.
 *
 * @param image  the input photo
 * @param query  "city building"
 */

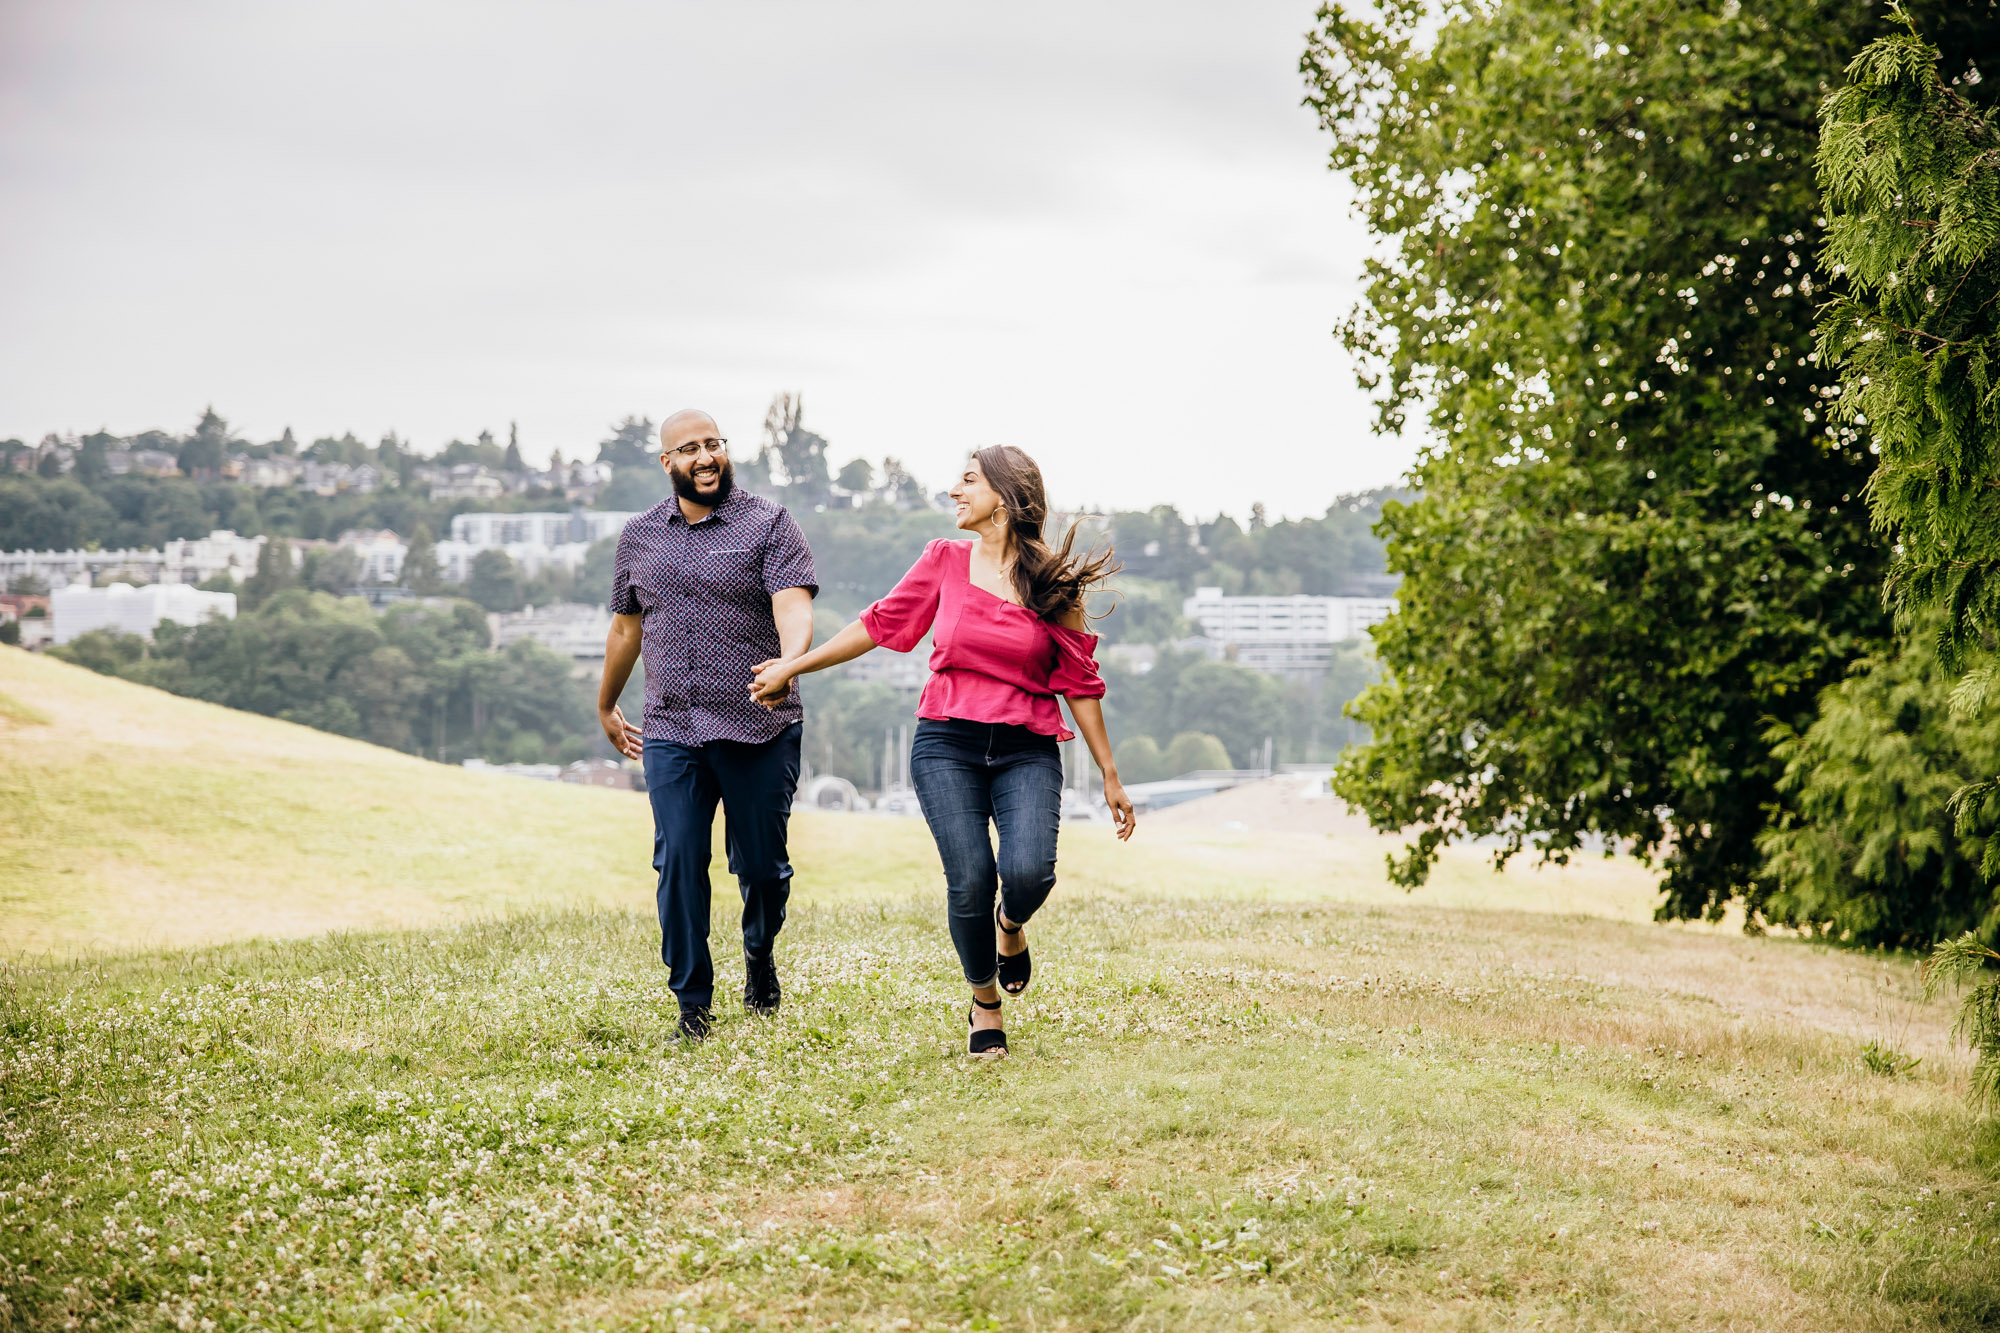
xmin=336 ymin=529 xmax=408 ymax=585
xmin=0 ymin=529 xmax=287 ymax=591
xmin=0 ymin=593 xmax=52 ymax=650
xmin=0 ymin=546 xmax=164 ymax=588
xmin=101 ymin=448 xmax=181 ymax=478
xmin=449 ymin=510 xmax=635 ymax=548
xmin=462 ymin=758 xmax=561 ymax=781
xmin=434 ymin=509 xmax=637 ymax=582
xmin=490 ymin=602 xmax=616 ymax=661
xmin=51 ymin=582 xmax=236 ymax=645
xmin=298 ymin=461 xmax=380 ymax=496
xmin=160 ymin=530 xmax=269 ymax=585
xmin=561 ymin=758 xmax=642 ymax=790
xmin=1180 ymin=587 xmax=1395 ymax=681
xmin=426 ymin=465 xmax=507 ymax=501
xmin=236 ymin=455 xmax=304 ymax=488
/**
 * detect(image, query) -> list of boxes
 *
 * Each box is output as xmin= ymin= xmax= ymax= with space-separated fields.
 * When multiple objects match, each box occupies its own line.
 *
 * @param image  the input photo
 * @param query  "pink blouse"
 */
xmin=860 ymin=539 xmax=1105 ymax=741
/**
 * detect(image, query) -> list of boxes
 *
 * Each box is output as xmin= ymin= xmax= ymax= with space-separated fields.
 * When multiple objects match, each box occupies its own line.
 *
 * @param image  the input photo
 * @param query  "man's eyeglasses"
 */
xmin=666 ymin=437 xmax=728 ymax=460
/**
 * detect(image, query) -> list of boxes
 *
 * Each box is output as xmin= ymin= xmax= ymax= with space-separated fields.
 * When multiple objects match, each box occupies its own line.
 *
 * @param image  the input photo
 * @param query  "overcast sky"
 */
xmin=0 ymin=0 xmax=1411 ymax=517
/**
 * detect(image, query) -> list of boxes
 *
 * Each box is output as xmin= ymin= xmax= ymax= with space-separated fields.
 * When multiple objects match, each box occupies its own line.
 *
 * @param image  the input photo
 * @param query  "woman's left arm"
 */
xmin=1056 ymin=605 xmax=1135 ymax=841
xmin=1065 ymin=695 xmax=1135 ymax=841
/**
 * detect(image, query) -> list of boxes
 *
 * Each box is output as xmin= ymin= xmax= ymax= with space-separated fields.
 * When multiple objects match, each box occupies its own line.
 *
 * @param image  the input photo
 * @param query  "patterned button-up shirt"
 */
xmin=609 ymin=488 xmax=818 ymax=745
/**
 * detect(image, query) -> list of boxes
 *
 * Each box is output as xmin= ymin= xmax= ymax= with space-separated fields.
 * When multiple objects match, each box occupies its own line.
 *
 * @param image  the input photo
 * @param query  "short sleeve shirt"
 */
xmin=609 ymin=488 xmax=818 ymax=744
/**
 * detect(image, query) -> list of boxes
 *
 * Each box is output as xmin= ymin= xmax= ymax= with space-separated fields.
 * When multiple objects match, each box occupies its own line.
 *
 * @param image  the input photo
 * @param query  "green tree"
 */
xmin=177 ymin=407 xmax=233 ymax=478
xmin=0 ymin=479 xmax=115 ymax=551
xmin=504 ymin=422 xmax=525 ymax=473
xmin=1092 ymin=576 xmax=1192 ymax=645
xmin=1116 ymin=735 xmax=1167 ymax=784
xmin=467 ymin=550 xmax=525 ymax=613
xmin=1758 ymin=621 xmax=2000 ymax=949
xmin=577 ymin=535 xmax=622 ymax=609
xmin=49 ymin=629 xmax=147 ymax=676
xmin=1309 ymin=0 xmax=1918 ymax=919
xmin=596 ymin=416 xmax=657 ymax=470
xmin=761 ymin=393 xmax=831 ymax=506
xmin=301 ymin=546 xmax=362 ymax=594
xmin=1819 ymin=15 xmax=2000 ymax=675
xmin=836 ymin=458 xmax=875 ymax=494
xmin=1164 ymin=732 xmax=1233 ymax=776
xmin=1815 ymin=14 xmax=2000 ymax=1103
xmin=402 ymin=522 xmax=443 ymax=595
xmin=242 ymin=538 xmax=298 ymax=609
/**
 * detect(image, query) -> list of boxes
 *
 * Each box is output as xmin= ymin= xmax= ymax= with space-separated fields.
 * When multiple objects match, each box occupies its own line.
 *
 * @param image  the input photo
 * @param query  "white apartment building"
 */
xmin=490 ymin=602 xmax=615 ymax=661
xmin=0 ymin=529 xmax=276 ymax=590
xmin=161 ymin=530 xmax=269 ymax=584
xmin=435 ymin=510 xmax=637 ymax=582
xmin=1181 ymin=587 xmax=1396 ymax=680
xmin=450 ymin=511 xmax=635 ymax=548
xmin=336 ymin=529 xmax=408 ymax=584
xmin=52 ymin=583 xmax=236 ymax=645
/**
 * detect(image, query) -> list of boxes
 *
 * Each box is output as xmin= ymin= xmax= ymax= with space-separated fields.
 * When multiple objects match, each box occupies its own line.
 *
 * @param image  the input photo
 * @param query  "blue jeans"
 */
xmin=642 ymin=725 xmax=801 ymax=1010
xmin=909 ymin=719 xmax=1064 ymax=988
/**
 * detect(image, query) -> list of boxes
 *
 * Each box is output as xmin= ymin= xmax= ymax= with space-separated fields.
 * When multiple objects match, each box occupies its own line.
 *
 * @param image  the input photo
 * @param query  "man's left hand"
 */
xmin=748 ymin=658 xmax=794 ymax=708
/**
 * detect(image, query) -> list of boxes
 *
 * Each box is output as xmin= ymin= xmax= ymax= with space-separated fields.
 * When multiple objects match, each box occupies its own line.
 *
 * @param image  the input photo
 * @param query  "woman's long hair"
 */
xmin=974 ymin=444 xmax=1120 ymax=624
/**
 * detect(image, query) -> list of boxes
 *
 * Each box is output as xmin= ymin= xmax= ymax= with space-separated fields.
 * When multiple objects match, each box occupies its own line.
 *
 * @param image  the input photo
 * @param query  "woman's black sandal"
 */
xmin=995 ymin=903 xmax=1032 ymax=995
xmin=967 ymin=996 xmax=1007 ymax=1057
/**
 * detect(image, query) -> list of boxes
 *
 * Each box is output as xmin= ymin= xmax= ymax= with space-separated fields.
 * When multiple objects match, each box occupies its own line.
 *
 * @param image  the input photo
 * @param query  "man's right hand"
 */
xmin=601 ymin=704 xmax=643 ymax=761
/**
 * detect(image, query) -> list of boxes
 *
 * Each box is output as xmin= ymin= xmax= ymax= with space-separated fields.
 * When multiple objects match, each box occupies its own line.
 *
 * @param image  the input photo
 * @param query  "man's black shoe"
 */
xmin=677 ymin=1005 xmax=713 ymax=1041
xmin=744 ymin=950 xmax=781 ymax=1016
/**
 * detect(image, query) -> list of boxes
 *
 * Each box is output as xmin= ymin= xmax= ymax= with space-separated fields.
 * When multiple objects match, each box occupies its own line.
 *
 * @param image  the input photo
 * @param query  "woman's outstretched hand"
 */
xmin=748 ymin=658 xmax=795 ymax=708
xmin=1103 ymin=776 xmax=1137 ymax=841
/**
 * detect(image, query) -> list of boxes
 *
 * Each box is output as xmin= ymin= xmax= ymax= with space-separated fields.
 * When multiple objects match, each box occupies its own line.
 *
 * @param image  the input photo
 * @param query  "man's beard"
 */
xmin=670 ymin=456 xmax=735 ymax=506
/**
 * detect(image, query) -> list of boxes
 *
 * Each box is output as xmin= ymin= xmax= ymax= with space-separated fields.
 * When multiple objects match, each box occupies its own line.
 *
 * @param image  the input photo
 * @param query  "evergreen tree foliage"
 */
xmin=1309 ymin=0 xmax=1909 ymax=919
xmin=1819 ymin=13 xmax=2000 ymax=673
xmin=1757 ymin=620 xmax=2000 ymax=947
xmin=1816 ymin=11 xmax=2000 ymax=1105
xmin=242 ymin=538 xmax=297 ymax=609
xmin=402 ymin=522 xmax=442 ymax=595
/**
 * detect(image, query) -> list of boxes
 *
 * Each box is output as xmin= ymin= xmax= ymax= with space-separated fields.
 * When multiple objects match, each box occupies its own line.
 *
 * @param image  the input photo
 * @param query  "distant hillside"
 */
xmin=0 ymin=646 xmax=654 ymax=954
xmin=0 ymin=647 xmax=956 ymax=956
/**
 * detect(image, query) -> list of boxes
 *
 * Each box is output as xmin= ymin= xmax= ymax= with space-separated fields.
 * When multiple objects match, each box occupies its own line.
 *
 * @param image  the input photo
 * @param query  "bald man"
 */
xmin=599 ymin=410 xmax=818 ymax=1040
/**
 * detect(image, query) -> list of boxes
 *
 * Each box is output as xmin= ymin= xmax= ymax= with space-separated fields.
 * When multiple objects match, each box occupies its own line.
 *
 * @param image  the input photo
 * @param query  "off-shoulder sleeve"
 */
xmin=860 ymin=540 xmax=948 ymax=652
xmin=1047 ymin=624 xmax=1105 ymax=699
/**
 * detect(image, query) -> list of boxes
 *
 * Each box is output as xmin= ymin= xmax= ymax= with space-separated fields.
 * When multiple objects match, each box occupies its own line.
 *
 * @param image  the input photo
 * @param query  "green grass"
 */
xmin=4 ymin=646 xmax=1999 ymax=1329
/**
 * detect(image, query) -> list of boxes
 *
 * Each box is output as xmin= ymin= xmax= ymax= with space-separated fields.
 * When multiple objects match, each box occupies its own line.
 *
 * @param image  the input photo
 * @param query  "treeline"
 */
xmin=1310 ymin=0 xmax=2000 ymax=957
xmin=14 ymin=398 xmax=1396 ymax=780
xmin=52 ymin=592 xmax=606 ymax=766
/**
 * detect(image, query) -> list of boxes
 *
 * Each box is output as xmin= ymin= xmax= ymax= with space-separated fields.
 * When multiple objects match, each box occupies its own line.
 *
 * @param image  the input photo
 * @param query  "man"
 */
xmin=599 ymin=409 xmax=816 ymax=1040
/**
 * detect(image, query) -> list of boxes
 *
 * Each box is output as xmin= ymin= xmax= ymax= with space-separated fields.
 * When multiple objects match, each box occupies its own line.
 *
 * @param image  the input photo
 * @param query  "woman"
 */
xmin=749 ymin=445 xmax=1136 ymax=1057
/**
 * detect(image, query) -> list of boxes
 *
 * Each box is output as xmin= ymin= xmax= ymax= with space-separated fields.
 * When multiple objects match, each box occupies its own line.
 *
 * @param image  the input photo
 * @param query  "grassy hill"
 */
xmin=3 ymin=646 xmax=1997 ymax=1329
xmin=3 ymin=645 xmax=1673 ymax=958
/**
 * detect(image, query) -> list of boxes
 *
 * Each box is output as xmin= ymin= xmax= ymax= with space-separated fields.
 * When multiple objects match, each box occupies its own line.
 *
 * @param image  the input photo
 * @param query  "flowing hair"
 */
xmin=973 ymin=444 xmax=1120 ymax=624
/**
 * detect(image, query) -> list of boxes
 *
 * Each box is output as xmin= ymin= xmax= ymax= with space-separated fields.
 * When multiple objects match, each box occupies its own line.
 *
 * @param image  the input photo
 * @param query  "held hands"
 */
xmin=600 ymin=704 xmax=642 ymax=761
xmin=748 ymin=658 xmax=796 ymax=709
xmin=1102 ymin=775 xmax=1137 ymax=842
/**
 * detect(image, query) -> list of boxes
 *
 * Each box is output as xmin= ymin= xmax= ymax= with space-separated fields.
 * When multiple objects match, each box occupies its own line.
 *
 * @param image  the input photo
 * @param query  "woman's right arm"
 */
xmin=749 ymin=619 xmax=878 ymax=705
xmin=750 ymin=541 xmax=946 ymax=708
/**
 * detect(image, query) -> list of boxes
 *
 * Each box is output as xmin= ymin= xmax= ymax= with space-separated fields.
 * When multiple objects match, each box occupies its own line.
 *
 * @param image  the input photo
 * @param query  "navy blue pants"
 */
xmin=909 ymin=719 xmax=1064 ymax=988
xmin=642 ymin=724 xmax=801 ymax=1010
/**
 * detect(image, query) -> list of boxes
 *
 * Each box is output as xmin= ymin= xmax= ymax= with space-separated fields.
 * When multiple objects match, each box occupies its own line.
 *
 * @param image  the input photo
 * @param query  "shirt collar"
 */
xmin=667 ymin=487 xmax=743 ymax=527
